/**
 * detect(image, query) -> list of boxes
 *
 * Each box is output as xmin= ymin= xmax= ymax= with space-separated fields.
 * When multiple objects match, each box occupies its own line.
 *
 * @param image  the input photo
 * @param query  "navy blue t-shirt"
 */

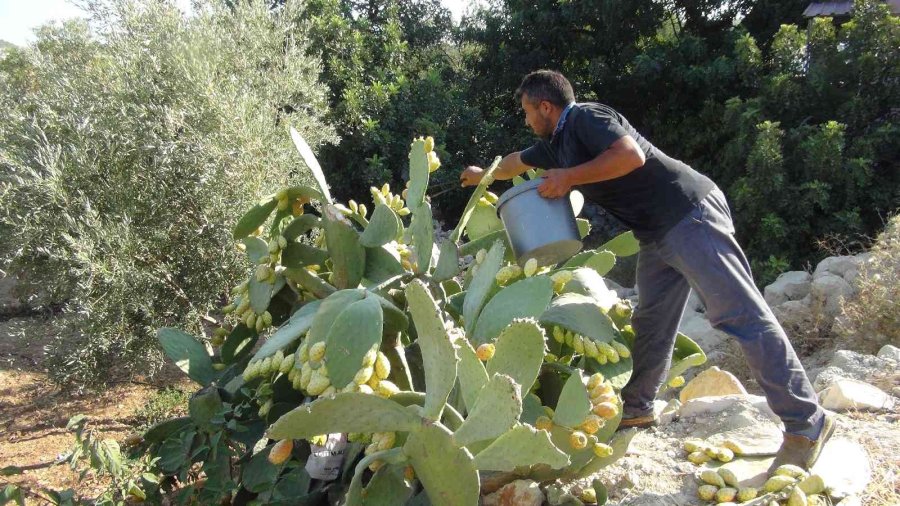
xmin=520 ymin=102 xmax=714 ymax=242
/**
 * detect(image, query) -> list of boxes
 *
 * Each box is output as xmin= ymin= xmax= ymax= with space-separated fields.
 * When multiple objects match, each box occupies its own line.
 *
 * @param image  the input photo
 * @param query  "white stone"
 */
xmin=835 ymin=496 xmax=862 ymax=506
xmin=482 ymin=480 xmax=544 ymax=506
xmin=679 ymin=394 xmax=769 ymax=418
xmin=819 ymin=378 xmax=895 ymax=412
xmin=810 ymin=273 xmax=855 ymax=316
xmin=771 ymin=299 xmax=813 ymax=329
xmin=679 ymin=366 xmax=748 ymax=403
xmin=877 ymin=344 xmax=900 ymax=362
xmin=815 ymin=349 xmax=899 ymax=390
xmin=678 ymin=311 xmax=729 ymax=353
xmin=813 ymin=255 xmax=862 ymax=280
xmin=658 ymin=399 xmax=680 ymax=426
xmin=811 ymin=438 xmax=872 ymax=499
xmin=764 ymin=270 xmax=812 ymax=306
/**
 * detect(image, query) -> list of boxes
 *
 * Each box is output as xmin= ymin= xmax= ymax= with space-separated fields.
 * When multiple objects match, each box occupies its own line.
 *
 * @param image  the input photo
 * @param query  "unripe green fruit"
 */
xmin=523 ymin=258 xmax=538 ymax=277
xmin=715 ymin=487 xmax=737 ymax=503
xmin=697 ymin=485 xmax=718 ymax=501
xmin=306 ymin=372 xmax=330 ymax=396
xmin=736 ymin=487 xmax=757 ymax=502
xmin=701 ymin=470 xmax=726 ymax=488
xmin=298 ymin=341 xmax=309 ymax=362
xmin=718 ymin=468 xmax=740 ymax=488
xmin=258 ymin=399 xmax=273 ymax=417
xmin=592 ymin=442 xmax=613 ymax=457
xmin=263 ymin=311 xmax=272 ymax=326
xmin=668 ymin=375 xmax=686 ymax=388
xmin=797 ymin=474 xmax=825 ymax=495
xmin=787 ymin=487 xmax=808 ymax=506
xmin=279 ymin=354 xmax=294 ymax=374
xmin=299 ymin=362 xmax=313 ymax=390
xmin=309 ymin=341 xmax=326 ymax=362
xmin=580 ymin=487 xmax=597 ymax=504
xmin=585 ymin=339 xmax=600 ymax=358
xmin=763 ymin=475 xmax=795 ymax=493
xmin=688 ymin=451 xmax=711 ymax=465
xmin=611 ymin=341 xmax=631 ymax=359
xmin=572 ymin=334 xmax=585 ymax=354
xmin=774 ymin=465 xmax=807 ymax=479
xmin=552 ymin=326 xmax=565 ymax=343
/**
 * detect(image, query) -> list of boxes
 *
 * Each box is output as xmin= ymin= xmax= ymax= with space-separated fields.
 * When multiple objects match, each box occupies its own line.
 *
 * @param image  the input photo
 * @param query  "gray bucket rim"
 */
xmin=496 ymin=178 xmax=545 ymax=211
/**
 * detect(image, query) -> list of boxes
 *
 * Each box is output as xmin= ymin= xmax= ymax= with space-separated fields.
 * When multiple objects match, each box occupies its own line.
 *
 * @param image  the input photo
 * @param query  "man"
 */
xmin=459 ymin=70 xmax=833 ymax=471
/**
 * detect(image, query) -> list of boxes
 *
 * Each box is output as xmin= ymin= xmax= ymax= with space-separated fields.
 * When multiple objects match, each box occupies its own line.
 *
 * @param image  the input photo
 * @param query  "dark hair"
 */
xmin=515 ymin=70 xmax=575 ymax=108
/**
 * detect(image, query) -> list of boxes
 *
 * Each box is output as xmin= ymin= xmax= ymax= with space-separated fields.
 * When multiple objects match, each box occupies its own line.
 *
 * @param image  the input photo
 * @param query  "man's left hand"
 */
xmin=538 ymin=169 xmax=572 ymax=198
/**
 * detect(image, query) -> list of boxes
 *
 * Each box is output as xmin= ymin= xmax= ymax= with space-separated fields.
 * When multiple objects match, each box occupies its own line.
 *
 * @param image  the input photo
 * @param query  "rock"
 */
xmin=819 ymin=379 xmax=895 ymax=412
xmin=482 ymin=480 xmax=544 ymax=506
xmin=679 ymin=366 xmax=748 ymax=403
xmin=834 ymin=496 xmax=862 ymax=506
xmin=678 ymin=312 xmax=729 ymax=353
xmin=814 ymin=349 xmax=899 ymax=390
xmin=679 ymin=394 xmax=777 ymax=422
xmin=764 ymin=271 xmax=812 ymax=306
xmin=813 ymin=255 xmax=863 ymax=282
xmin=709 ymin=423 xmax=784 ymax=457
xmin=811 ymin=438 xmax=871 ymax=499
xmin=659 ymin=399 xmax=680 ymax=426
xmin=877 ymin=344 xmax=900 ymax=362
xmin=809 ymin=273 xmax=855 ymax=317
xmin=771 ymin=299 xmax=813 ymax=329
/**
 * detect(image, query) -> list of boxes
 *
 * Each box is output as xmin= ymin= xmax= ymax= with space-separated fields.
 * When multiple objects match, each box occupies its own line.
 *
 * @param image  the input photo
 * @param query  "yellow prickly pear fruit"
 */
xmin=579 ymin=415 xmax=604 ymax=435
xmin=258 ymin=399 xmax=273 ymax=417
xmin=268 ymin=439 xmax=293 ymax=465
xmin=688 ymin=451 xmax=712 ymax=465
xmin=292 ymin=200 xmax=305 ymax=216
xmin=763 ymin=475 xmax=796 ymax=493
xmin=484 ymin=191 xmax=498 ymax=204
xmin=569 ymin=431 xmax=588 ymax=450
xmin=273 ymin=350 xmax=284 ymax=365
xmin=307 ymin=371 xmax=330 ymax=396
xmin=260 ymin=356 xmax=273 ymax=375
xmin=535 ymin=415 xmax=553 ymax=431
xmin=424 ymin=136 xmax=435 ymax=152
xmin=787 ymin=487 xmax=808 ymax=506
xmin=736 ymin=487 xmax=757 ymax=502
xmin=701 ymin=470 xmax=726 ymax=488
xmin=246 ymin=312 xmax=257 ymax=329
xmin=584 ymin=339 xmax=600 ymax=359
xmin=397 ymin=207 xmax=410 ymax=216
xmin=774 ymin=465 xmax=807 ymax=479
xmin=718 ymin=468 xmax=740 ymax=488
xmin=683 ymin=439 xmax=704 ymax=453
xmin=362 ymin=348 xmax=378 ymax=367
xmin=715 ymin=488 xmax=737 ymax=503
xmin=807 ymin=495 xmax=827 ymax=506
xmin=279 ymin=353 xmax=294 ymax=374
xmin=715 ymin=448 xmax=734 ymax=462
xmin=722 ymin=440 xmax=745 ymax=456
xmin=589 ymin=381 xmax=613 ymax=400
xmin=309 ymin=341 xmax=326 ymax=362
xmin=376 ymin=432 xmax=396 ymax=451
xmin=263 ymin=311 xmax=272 ymax=326
xmin=427 ymin=151 xmax=441 ymax=173
xmin=797 ymin=474 xmax=825 ymax=495
xmin=587 ymin=372 xmax=604 ymax=390
xmin=376 ymin=380 xmax=400 ymax=398
xmin=381 ymin=183 xmax=390 ymax=196
xmin=592 ymin=442 xmax=614 ymax=458
xmin=595 ymin=351 xmax=608 ymax=365
xmin=349 ymin=200 xmax=358 ymax=213
xmin=353 ymin=366 xmax=374 ymax=386
xmin=697 ymin=485 xmax=718 ymax=501
xmin=523 ymin=258 xmax=538 ymax=277
xmin=255 ymin=316 xmax=265 ymax=332
xmin=277 ymin=198 xmax=289 ymax=211
xmin=668 ymin=375 xmax=686 ymax=388
xmin=358 ymin=384 xmax=374 ymax=395
xmin=580 ymin=487 xmax=597 ymax=504
xmin=321 ymin=385 xmax=337 ymax=397
xmin=572 ymin=334 xmax=585 ymax=354
xmin=552 ymin=326 xmax=565 ymax=343
xmin=358 ymin=203 xmax=368 ymax=217
xmin=367 ymin=374 xmax=381 ymax=390
xmin=297 ymin=341 xmax=309 ymax=362
xmin=476 ymin=343 xmax=495 ymax=361
xmin=592 ymin=402 xmax=619 ymax=419
xmin=374 ymin=351 xmax=391 ymax=379
xmin=611 ymin=341 xmax=631 ymax=359
xmin=564 ymin=330 xmax=574 ymax=347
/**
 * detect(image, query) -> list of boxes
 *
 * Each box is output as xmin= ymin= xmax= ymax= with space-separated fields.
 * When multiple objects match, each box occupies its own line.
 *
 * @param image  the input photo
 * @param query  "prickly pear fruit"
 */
xmin=321 ymin=385 xmax=337 ymax=397
xmin=362 ymin=348 xmax=377 ymax=367
xmin=309 ymin=341 xmax=326 ymax=362
xmin=309 ymin=434 xmax=328 ymax=446
xmin=716 ymin=488 xmax=737 ymax=503
xmin=374 ymin=351 xmax=391 ymax=379
xmin=268 ymin=439 xmax=293 ymax=464
xmin=592 ymin=442 xmax=614 ymax=458
xmin=258 ymin=399 xmax=273 ymax=417
xmin=736 ymin=487 xmax=757 ymax=502
xmin=299 ymin=362 xmax=313 ymax=390
xmin=683 ymin=439 xmax=704 ymax=453
xmin=697 ymin=485 xmax=718 ymax=501
xmin=774 ymin=465 xmax=807 ymax=479
xmin=475 ymin=249 xmax=486 ymax=264
xmin=700 ymin=470 xmax=726 ymax=488
xmin=585 ymin=339 xmax=600 ymax=358
xmin=375 ymin=432 xmax=396 ymax=451
xmin=787 ymin=487 xmax=808 ymax=506
xmin=376 ymin=380 xmax=399 ymax=398
xmin=569 ymin=431 xmax=588 ymax=449
xmin=552 ymin=326 xmax=565 ymax=343
xmin=718 ymin=468 xmax=740 ymax=488
xmin=358 ymin=384 xmax=374 ymax=395
xmin=587 ymin=372 xmax=604 ymax=390
xmin=716 ymin=448 xmax=734 ymax=462
xmin=572 ymin=334 xmax=585 ymax=354
xmin=424 ymin=136 xmax=435 ymax=152
xmin=579 ymin=415 xmax=604 ymax=435
xmin=212 ymin=362 xmax=226 ymax=370
xmin=722 ymin=440 xmax=745 ymax=455
xmin=592 ymin=402 xmax=619 ymax=419
xmin=668 ymin=375 xmax=686 ymax=388
xmin=688 ymin=451 xmax=711 ymax=465
xmin=292 ymin=200 xmax=304 ymax=216
xmin=611 ymin=341 xmax=631 ymax=358
xmin=306 ymin=372 xmax=330 ymax=396
xmin=354 ymin=366 xmax=374 ymax=385
xmin=763 ymin=475 xmax=796 ymax=493
xmin=797 ymin=474 xmax=825 ymax=495
xmin=523 ymin=258 xmax=538 ymax=277
xmin=476 ymin=343 xmax=496 ymax=361
xmin=807 ymin=495 xmax=827 ymax=506
xmin=535 ymin=416 xmax=553 ymax=431
xmin=277 ymin=198 xmax=289 ymax=211
xmin=551 ymin=270 xmax=573 ymax=291
xmin=427 ymin=151 xmax=441 ymax=173
xmin=580 ymin=487 xmax=597 ymax=504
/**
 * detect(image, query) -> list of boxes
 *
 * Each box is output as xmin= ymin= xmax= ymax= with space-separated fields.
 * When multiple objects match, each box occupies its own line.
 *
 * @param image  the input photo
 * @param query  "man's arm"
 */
xmin=460 ymin=151 xmax=532 ymax=187
xmin=537 ymin=136 xmax=646 ymax=198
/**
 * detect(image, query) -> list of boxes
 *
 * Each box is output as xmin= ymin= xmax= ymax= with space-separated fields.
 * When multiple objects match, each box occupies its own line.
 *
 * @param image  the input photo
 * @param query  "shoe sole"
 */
xmin=805 ymin=413 xmax=836 ymax=469
xmin=617 ymin=415 xmax=659 ymax=430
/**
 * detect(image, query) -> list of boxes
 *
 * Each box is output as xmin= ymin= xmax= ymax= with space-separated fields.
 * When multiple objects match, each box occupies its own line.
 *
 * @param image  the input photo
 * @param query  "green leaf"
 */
xmin=248 ymin=276 xmax=275 ymax=314
xmin=451 ymin=155 xmax=502 ymax=242
xmin=290 ymin=127 xmax=332 ymax=203
xmin=272 ymin=466 xmax=312 ymax=500
xmin=553 ymin=371 xmax=591 ymax=428
xmin=433 ymin=240 xmax=460 ymax=282
xmin=157 ymin=328 xmax=216 ymax=386
xmin=158 ymin=430 xmax=195 ymax=474
xmin=410 ymin=200 xmax=434 ymax=272
xmin=540 ymin=293 xmax=620 ymax=343
xmin=306 ymin=290 xmax=365 ymax=347
xmin=455 ymin=340 xmax=489 ymax=412
xmin=281 ymin=243 xmax=329 ymax=268
xmin=143 ymin=417 xmax=192 ymax=445
xmin=252 ymin=300 xmax=322 ymax=361
xmin=462 ymin=240 xmax=504 ymax=334
xmin=221 ymin=324 xmax=257 ymax=364
xmin=472 ymin=275 xmax=553 ymax=344
xmin=242 ymin=446 xmax=279 ymax=493
xmin=403 ymin=424 xmax=479 ymax=506
xmin=464 ymin=201 xmax=503 ymax=240
xmin=268 ymin=393 xmax=423 ymax=440
xmin=323 ymin=204 xmax=365 ymax=289
xmin=405 ymin=280 xmax=458 ymax=421
xmin=453 ymin=374 xmax=522 ymax=447
xmin=362 ymin=465 xmax=414 ymax=506
xmin=407 ymin=138 xmax=430 ymax=209
xmin=325 ymin=296 xmax=383 ymax=389
xmin=0 ymin=466 xmax=23 ymax=477
xmin=473 ymin=425 xmax=569 ymax=472
xmin=233 ymin=198 xmax=278 ymax=240
xmin=282 ymin=214 xmax=321 ymax=241
xmin=584 ymin=250 xmax=616 ymax=276
xmin=242 ymin=237 xmax=268 ymax=264
xmin=188 ymin=387 xmax=223 ymax=433
xmin=360 ymin=204 xmax=401 ymax=247
xmin=599 ymin=231 xmax=640 ymax=257
xmin=486 ymin=319 xmax=546 ymax=395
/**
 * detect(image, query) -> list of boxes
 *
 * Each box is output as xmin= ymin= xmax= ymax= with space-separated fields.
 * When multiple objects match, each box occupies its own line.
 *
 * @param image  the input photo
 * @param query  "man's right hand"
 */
xmin=460 ymin=166 xmax=484 ymax=187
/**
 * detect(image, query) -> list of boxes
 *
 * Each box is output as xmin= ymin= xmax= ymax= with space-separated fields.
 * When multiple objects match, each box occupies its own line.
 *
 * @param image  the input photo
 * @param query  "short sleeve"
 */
xmin=574 ymin=108 xmax=629 ymax=157
xmin=519 ymin=141 xmax=557 ymax=169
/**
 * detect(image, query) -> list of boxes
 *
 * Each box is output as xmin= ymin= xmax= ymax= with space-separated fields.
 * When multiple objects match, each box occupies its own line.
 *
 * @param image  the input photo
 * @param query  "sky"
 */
xmin=0 ymin=0 xmax=478 ymax=46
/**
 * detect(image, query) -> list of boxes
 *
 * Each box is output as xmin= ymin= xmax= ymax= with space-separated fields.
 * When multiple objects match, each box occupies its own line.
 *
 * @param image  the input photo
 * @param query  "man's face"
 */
xmin=520 ymin=94 xmax=555 ymax=140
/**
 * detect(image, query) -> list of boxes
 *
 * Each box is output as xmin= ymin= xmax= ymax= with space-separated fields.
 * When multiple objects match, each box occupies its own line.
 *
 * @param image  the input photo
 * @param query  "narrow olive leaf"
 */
xmin=289 ymin=126 xmax=332 ymax=203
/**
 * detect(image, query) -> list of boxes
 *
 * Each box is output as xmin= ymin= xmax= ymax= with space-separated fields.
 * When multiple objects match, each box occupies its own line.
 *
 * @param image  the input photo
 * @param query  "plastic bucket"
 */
xmin=496 ymin=178 xmax=583 ymax=266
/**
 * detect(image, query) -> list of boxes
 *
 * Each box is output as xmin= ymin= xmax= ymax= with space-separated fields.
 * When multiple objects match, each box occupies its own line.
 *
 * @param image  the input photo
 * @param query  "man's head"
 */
xmin=515 ymin=70 xmax=575 ymax=139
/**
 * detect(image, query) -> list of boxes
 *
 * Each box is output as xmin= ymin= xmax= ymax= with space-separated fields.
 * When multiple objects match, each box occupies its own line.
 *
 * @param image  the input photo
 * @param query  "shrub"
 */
xmin=0 ymin=0 xmax=335 ymax=389
xmin=837 ymin=215 xmax=900 ymax=354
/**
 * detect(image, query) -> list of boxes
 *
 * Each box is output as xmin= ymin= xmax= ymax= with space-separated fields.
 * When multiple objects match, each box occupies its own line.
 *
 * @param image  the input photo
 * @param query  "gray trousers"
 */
xmin=621 ymin=187 xmax=824 ymax=437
